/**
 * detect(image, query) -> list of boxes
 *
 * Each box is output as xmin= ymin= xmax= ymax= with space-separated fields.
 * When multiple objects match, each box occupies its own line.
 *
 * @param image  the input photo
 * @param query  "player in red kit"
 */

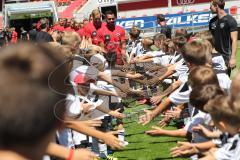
xmin=97 ymin=10 xmax=127 ymax=65
xmin=53 ymin=18 xmax=65 ymax=32
xmin=83 ymin=9 xmax=106 ymax=45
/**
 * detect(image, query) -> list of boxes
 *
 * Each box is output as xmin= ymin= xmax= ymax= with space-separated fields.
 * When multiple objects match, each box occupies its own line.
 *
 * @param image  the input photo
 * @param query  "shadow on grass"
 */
xmin=116 ymin=147 xmax=146 ymax=152
xmin=127 ymin=141 xmax=142 ymax=144
xmin=154 ymin=157 xmax=175 ymax=160
xmin=125 ymin=131 xmax=145 ymax=137
xmin=149 ymin=140 xmax=178 ymax=144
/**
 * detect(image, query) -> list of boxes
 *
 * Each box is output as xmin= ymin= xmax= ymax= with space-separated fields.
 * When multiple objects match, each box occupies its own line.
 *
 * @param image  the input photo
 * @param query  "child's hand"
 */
xmin=129 ymin=88 xmax=145 ymax=96
xmin=73 ymin=149 xmax=97 ymax=160
xmin=82 ymin=119 xmax=102 ymax=128
xmin=147 ymin=77 xmax=160 ymax=85
xmin=199 ymin=148 xmax=217 ymax=160
xmin=119 ymin=84 xmax=131 ymax=94
xmin=81 ymin=103 xmax=92 ymax=114
xmin=138 ymin=109 xmax=154 ymax=125
xmin=109 ymin=108 xmax=125 ymax=119
xmin=150 ymin=95 xmax=163 ymax=106
xmin=157 ymin=116 xmax=172 ymax=128
xmin=170 ymin=141 xmax=199 ymax=157
xmin=102 ymin=132 xmax=124 ymax=150
xmin=133 ymin=73 xmax=144 ymax=79
xmin=145 ymin=126 xmax=164 ymax=135
xmin=115 ymin=91 xmax=127 ymax=98
xmin=164 ymin=107 xmax=182 ymax=119
xmin=192 ymin=124 xmax=217 ymax=138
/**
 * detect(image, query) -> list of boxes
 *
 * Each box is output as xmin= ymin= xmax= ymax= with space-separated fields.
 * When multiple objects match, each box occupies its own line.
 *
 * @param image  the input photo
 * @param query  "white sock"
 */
xmin=118 ymin=128 xmax=125 ymax=142
xmin=98 ymin=143 xmax=108 ymax=157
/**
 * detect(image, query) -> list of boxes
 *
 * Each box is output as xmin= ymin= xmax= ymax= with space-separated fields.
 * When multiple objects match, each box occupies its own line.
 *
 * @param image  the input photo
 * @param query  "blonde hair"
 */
xmin=61 ymin=31 xmax=81 ymax=46
xmin=183 ymin=39 xmax=209 ymax=65
xmin=91 ymin=9 xmax=101 ymax=18
xmin=231 ymin=72 xmax=240 ymax=101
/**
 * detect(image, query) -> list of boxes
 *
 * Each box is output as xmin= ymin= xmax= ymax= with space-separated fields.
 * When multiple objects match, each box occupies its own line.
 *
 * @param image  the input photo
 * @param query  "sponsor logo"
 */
xmin=117 ymin=12 xmax=214 ymax=29
xmin=97 ymin=0 xmax=116 ymax=5
xmin=220 ymin=23 xmax=225 ymax=29
xmin=166 ymin=13 xmax=213 ymax=26
xmin=116 ymin=20 xmax=144 ymax=29
xmin=177 ymin=0 xmax=195 ymax=5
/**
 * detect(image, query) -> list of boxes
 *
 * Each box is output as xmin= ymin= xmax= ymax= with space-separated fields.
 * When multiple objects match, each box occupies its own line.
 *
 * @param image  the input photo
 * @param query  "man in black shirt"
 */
xmin=157 ymin=14 xmax=172 ymax=39
xmin=209 ymin=0 xmax=238 ymax=75
xmin=36 ymin=18 xmax=53 ymax=43
xmin=29 ymin=23 xmax=38 ymax=42
xmin=0 ymin=28 xmax=7 ymax=48
xmin=20 ymin=27 xmax=29 ymax=41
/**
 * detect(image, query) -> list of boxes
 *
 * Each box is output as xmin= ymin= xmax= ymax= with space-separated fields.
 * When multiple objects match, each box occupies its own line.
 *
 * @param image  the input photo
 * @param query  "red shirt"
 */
xmin=52 ymin=25 xmax=65 ymax=32
xmin=64 ymin=26 xmax=75 ymax=32
xmin=83 ymin=22 xmax=106 ymax=45
xmin=11 ymin=31 xmax=18 ymax=44
xmin=97 ymin=25 xmax=126 ymax=65
xmin=77 ymin=28 xmax=85 ymax=38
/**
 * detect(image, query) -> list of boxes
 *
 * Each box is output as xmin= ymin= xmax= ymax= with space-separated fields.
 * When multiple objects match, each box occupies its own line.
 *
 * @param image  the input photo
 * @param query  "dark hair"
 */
xmin=190 ymin=84 xmax=224 ymax=112
xmin=175 ymin=29 xmax=188 ymax=38
xmin=212 ymin=0 xmax=225 ymax=9
xmin=32 ymin=23 xmax=37 ymax=29
xmin=188 ymin=66 xmax=219 ymax=88
xmin=0 ymin=43 xmax=68 ymax=147
xmin=105 ymin=10 xmax=115 ymax=16
xmin=157 ymin=14 xmax=165 ymax=21
xmin=173 ymin=36 xmax=187 ymax=53
xmin=129 ymin=26 xmax=141 ymax=37
xmin=153 ymin=33 xmax=166 ymax=41
xmin=40 ymin=18 xmax=49 ymax=29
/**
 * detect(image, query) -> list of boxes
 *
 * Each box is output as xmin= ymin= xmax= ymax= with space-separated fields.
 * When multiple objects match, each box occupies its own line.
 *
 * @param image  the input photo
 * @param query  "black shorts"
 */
xmin=0 ymin=40 xmax=5 ymax=47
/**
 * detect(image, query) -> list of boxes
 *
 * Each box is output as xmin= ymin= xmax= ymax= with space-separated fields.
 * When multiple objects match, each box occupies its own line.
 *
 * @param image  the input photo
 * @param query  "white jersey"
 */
xmin=232 ymin=135 xmax=240 ymax=160
xmin=174 ymin=59 xmax=189 ymax=79
xmin=132 ymin=42 xmax=151 ymax=57
xmin=212 ymin=53 xmax=227 ymax=71
xmin=58 ymin=92 xmax=103 ymax=148
xmin=169 ymin=80 xmax=191 ymax=105
xmin=169 ymin=52 xmax=183 ymax=64
xmin=216 ymin=71 xmax=232 ymax=92
xmin=183 ymin=110 xmax=211 ymax=133
xmin=149 ymin=50 xmax=165 ymax=57
xmin=215 ymin=134 xmax=240 ymax=160
xmin=152 ymin=54 xmax=174 ymax=66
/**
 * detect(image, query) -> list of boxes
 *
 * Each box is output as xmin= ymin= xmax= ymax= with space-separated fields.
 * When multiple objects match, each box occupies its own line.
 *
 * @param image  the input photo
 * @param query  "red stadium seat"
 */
xmin=59 ymin=0 xmax=87 ymax=18
xmin=203 ymin=8 xmax=209 ymax=12
xmin=0 ymin=16 xmax=2 ymax=29
xmin=230 ymin=6 xmax=237 ymax=15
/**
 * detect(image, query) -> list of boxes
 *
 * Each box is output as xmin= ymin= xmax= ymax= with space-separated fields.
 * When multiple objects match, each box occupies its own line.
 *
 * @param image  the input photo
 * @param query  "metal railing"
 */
xmin=130 ymin=12 xmax=240 ymax=37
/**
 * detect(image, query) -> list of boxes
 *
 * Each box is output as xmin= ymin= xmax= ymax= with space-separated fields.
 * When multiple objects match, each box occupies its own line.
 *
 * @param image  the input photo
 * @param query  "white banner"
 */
xmin=97 ymin=0 xmax=117 ymax=6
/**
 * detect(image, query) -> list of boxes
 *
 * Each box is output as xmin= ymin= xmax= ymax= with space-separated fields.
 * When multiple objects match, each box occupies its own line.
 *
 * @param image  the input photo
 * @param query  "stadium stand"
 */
xmin=0 ymin=15 xmax=2 ymax=29
xmin=59 ymin=0 xmax=87 ymax=18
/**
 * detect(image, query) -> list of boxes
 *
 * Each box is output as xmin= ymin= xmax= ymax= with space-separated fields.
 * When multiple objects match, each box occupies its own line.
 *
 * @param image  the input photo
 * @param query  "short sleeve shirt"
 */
xmin=159 ymin=25 xmax=172 ymax=39
xmin=97 ymin=25 xmax=126 ymax=64
xmin=83 ymin=22 xmax=106 ymax=45
xmin=209 ymin=15 xmax=238 ymax=62
xmin=36 ymin=31 xmax=53 ymax=43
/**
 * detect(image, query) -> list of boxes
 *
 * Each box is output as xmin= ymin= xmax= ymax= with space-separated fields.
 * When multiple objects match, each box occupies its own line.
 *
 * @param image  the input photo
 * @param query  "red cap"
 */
xmin=73 ymin=73 xmax=95 ymax=84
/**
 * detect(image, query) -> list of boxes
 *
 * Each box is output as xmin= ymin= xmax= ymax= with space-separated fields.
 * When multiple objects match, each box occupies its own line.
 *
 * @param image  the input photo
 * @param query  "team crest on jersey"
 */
xmin=211 ymin=23 xmax=216 ymax=30
xmin=91 ymin=31 xmax=97 ymax=37
xmin=116 ymin=33 xmax=121 ymax=37
xmin=220 ymin=23 xmax=225 ymax=29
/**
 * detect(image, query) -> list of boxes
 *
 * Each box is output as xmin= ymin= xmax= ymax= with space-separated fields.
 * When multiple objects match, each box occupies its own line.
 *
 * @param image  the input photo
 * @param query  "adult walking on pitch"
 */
xmin=209 ymin=0 xmax=238 ymax=75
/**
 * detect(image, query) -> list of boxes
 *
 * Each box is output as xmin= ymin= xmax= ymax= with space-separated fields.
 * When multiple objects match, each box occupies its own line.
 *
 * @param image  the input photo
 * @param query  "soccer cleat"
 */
xmin=106 ymin=155 xmax=118 ymax=160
